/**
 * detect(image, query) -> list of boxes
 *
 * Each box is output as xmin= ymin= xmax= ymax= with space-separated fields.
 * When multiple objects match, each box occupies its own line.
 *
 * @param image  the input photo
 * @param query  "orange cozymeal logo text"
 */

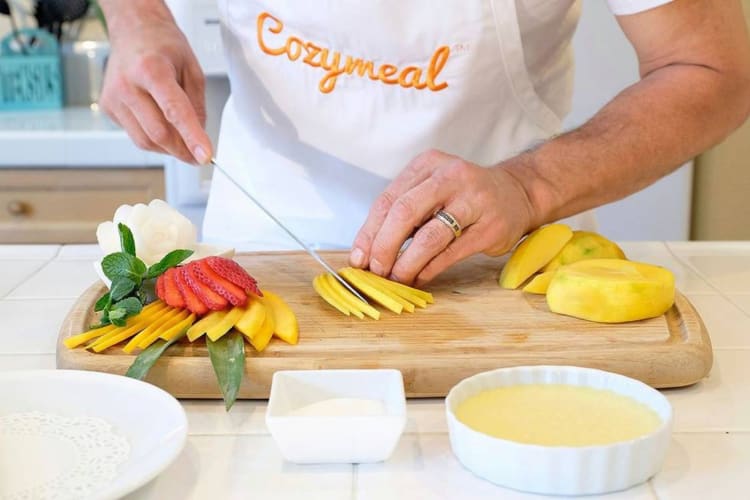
xmin=256 ymin=12 xmax=450 ymax=94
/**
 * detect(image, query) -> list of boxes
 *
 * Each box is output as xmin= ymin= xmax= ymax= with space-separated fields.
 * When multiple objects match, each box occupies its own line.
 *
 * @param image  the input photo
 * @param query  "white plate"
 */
xmin=0 ymin=369 xmax=187 ymax=500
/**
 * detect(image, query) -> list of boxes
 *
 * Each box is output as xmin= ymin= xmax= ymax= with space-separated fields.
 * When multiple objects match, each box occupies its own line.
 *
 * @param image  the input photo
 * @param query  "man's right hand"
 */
xmin=99 ymin=0 xmax=212 ymax=164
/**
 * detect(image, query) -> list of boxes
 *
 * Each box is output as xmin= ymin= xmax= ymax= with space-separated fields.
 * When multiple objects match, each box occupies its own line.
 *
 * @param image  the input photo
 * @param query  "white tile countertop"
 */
xmin=0 ymin=107 xmax=163 ymax=167
xmin=1 ymin=242 xmax=749 ymax=500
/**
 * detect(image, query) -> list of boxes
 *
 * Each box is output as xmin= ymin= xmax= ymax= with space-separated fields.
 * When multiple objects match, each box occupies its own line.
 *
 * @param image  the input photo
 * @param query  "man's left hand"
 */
xmin=349 ymin=149 xmax=536 ymax=286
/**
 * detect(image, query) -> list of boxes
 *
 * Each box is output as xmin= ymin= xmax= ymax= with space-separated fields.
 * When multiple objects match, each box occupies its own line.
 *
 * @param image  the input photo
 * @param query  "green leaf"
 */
xmin=108 ymin=308 xmax=127 ymax=326
xmin=146 ymin=249 xmax=194 ymax=279
xmin=113 ymin=296 xmax=143 ymax=315
xmin=125 ymin=330 xmax=187 ymax=380
xmin=138 ymin=278 xmax=158 ymax=304
xmin=118 ymin=223 xmax=136 ymax=256
xmin=101 ymin=252 xmax=139 ymax=280
xmin=110 ymin=277 xmax=137 ymax=302
xmin=94 ymin=292 xmax=111 ymax=312
xmin=207 ymin=332 xmax=245 ymax=411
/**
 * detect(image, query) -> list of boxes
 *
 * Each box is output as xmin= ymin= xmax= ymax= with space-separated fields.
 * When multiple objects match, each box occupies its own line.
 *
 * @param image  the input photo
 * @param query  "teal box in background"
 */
xmin=0 ymin=28 xmax=63 ymax=111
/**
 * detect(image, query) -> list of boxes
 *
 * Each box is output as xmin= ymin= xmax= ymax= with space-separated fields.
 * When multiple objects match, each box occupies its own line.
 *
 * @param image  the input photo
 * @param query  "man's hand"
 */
xmin=349 ymin=150 xmax=537 ymax=286
xmin=99 ymin=0 xmax=212 ymax=164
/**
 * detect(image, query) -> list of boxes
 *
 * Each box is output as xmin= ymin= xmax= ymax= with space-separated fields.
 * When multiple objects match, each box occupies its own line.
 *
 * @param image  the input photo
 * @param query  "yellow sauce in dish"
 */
xmin=455 ymin=384 xmax=662 ymax=446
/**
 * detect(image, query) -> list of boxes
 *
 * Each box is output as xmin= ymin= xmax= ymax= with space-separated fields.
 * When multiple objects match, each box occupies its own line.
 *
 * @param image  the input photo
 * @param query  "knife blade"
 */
xmin=210 ymin=158 xmax=370 ymax=305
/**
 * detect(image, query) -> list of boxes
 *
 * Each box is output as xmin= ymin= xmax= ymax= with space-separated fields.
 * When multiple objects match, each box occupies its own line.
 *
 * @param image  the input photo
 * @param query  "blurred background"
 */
xmin=0 ymin=0 xmax=748 ymax=243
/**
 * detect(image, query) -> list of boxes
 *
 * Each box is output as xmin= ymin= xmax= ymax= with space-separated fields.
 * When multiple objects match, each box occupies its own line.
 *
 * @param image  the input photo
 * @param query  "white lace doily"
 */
xmin=0 ymin=411 xmax=130 ymax=500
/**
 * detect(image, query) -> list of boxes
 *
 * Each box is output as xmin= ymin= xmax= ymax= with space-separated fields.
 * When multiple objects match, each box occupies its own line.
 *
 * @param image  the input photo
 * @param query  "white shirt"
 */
xmin=204 ymin=0 xmax=674 ymax=249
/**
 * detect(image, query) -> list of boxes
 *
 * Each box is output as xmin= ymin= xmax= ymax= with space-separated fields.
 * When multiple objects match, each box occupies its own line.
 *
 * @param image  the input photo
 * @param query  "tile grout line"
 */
xmin=351 ymin=464 xmax=359 ymax=500
xmin=663 ymin=243 xmax=725 ymax=295
xmin=664 ymin=242 xmax=750 ymax=319
xmin=648 ymin=479 xmax=662 ymax=500
xmin=0 ymin=247 xmax=62 ymax=300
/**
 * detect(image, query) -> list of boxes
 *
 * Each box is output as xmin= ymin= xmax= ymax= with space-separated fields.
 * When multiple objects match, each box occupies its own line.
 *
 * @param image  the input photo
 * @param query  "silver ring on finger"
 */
xmin=434 ymin=209 xmax=463 ymax=239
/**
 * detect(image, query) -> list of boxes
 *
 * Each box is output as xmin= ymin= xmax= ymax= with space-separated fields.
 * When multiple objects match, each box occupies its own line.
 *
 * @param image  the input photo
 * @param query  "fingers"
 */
xmin=111 ymin=104 xmax=167 ymax=154
xmin=367 ymin=177 xmax=450 ymax=277
xmin=182 ymin=54 xmax=207 ymax=128
xmin=414 ymin=225 xmax=487 ymax=287
xmin=350 ymin=149 xmax=455 ymax=269
xmin=389 ymin=201 xmax=474 ymax=284
xmin=121 ymin=88 xmax=195 ymax=164
xmin=137 ymin=57 xmax=212 ymax=164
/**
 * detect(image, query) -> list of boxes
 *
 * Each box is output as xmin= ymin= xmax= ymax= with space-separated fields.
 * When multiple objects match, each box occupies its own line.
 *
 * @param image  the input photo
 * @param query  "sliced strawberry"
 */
xmin=205 ymin=256 xmax=262 ymax=297
xmin=156 ymin=273 xmax=166 ymax=302
xmin=161 ymin=268 xmax=186 ymax=309
xmin=184 ymin=264 xmax=229 ymax=311
xmin=191 ymin=260 xmax=248 ymax=307
xmin=175 ymin=267 xmax=209 ymax=315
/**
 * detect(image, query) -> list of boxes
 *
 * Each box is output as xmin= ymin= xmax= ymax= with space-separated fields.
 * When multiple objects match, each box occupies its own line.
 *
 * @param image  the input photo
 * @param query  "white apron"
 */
xmin=204 ymin=0 xmax=594 ymax=250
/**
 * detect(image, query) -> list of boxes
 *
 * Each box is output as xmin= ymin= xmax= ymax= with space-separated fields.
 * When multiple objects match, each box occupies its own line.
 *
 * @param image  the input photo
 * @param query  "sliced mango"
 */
xmin=313 ymin=275 xmax=350 ymax=316
xmin=324 ymin=274 xmax=380 ymax=320
xmin=235 ymin=299 xmax=267 ymax=339
xmin=140 ymin=312 xmax=195 ymax=349
xmin=123 ymin=307 xmax=182 ymax=353
xmin=86 ymin=302 xmax=168 ymax=350
xmin=338 ymin=268 xmax=403 ymax=314
xmin=348 ymin=269 xmax=415 ymax=313
xmin=64 ymin=323 xmax=118 ymax=349
xmin=522 ymin=271 xmax=556 ymax=295
xmin=249 ymin=313 xmax=275 ymax=352
xmin=499 ymin=224 xmax=573 ymax=289
xmin=542 ymin=231 xmax=626 ymax=272
xmin=348 ymin=268 xmax=434 ymax=306
xmin=206 ymin=307 xmax=245 ymax=342
xmin=260 ymin=290 xmax=300 ymax=344
xmin=134 ymin=309 xmax=191 ymax=350
xmin=546 ymin=259 xmax=675 ymax=323
xmin=187 ymin=310 xmax=227 ymax=342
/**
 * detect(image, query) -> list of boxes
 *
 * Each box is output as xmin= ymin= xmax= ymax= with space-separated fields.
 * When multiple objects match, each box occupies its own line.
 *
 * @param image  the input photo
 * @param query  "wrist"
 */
xmin=99 ymin=0 xmax=175 ymax=42
xmin=497 ymin=151 xmax=560 ymax=231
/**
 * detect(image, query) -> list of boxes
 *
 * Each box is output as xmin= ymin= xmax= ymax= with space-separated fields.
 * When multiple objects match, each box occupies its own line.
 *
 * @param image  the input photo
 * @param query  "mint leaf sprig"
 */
xmin=93 ymin=223 xmax=193 ymax=328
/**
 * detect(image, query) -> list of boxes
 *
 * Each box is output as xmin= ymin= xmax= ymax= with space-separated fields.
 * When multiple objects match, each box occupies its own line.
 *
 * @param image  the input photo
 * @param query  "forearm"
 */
xmin=508 ymin=63 xmax=750 ymax=228
xmin=99 ymin=0 xmax=175 ymax=40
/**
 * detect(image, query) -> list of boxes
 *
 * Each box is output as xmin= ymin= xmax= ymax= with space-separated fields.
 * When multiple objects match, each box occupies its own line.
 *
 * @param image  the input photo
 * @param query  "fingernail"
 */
xmin=350 ymin=248 xmax=365 ymax=268
xmin=193 ymin=145 xmax=210 ymax=165
xmin=370 ymin=259 xmax=385 ymax=276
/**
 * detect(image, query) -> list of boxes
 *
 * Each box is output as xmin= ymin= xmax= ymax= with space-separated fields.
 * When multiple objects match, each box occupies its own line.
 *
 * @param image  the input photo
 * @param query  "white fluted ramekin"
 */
xmin=445 ymin=366 xmax=672 ymax=496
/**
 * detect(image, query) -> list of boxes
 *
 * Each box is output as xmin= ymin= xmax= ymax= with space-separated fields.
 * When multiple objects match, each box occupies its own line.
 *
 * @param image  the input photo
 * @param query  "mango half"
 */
xmin=542 ymin=231 xmax=626 ymax=272
xmin=546 ymin=259 xmax=675 ymax=323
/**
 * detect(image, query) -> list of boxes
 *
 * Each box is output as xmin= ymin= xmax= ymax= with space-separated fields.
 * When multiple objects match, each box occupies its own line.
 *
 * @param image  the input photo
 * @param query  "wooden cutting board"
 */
xmin=57 ymin=251 xmax=713 ymax=398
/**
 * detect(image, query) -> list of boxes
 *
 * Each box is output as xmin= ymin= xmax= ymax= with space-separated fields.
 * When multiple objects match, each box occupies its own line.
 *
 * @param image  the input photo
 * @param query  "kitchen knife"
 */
xmin=210 ymin=158 xmax=370 ymax=304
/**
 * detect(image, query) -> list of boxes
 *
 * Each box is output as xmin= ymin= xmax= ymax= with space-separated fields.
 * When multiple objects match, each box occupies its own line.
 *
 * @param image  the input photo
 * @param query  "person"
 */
xmin=99 ymin=0 xmax=750 ymax=286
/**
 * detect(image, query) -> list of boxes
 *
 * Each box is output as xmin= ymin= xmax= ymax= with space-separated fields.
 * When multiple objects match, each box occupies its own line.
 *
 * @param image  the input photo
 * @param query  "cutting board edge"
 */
xmin=56 ymin=253 xmax=714 ymax=398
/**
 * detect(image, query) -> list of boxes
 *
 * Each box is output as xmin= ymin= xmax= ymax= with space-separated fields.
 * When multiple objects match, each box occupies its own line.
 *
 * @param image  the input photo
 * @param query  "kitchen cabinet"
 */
xmin=0 ymin=168 xmax=164 ymax=243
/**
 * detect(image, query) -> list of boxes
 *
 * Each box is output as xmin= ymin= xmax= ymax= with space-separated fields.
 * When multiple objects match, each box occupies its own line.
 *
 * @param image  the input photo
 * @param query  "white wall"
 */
xmin=564 ymin=0 xmax=693 ymax=241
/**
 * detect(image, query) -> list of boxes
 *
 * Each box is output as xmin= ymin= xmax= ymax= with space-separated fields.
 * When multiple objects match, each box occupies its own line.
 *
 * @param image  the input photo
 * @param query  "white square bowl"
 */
xmin=266 ymin=369 xmax=407 ymax=464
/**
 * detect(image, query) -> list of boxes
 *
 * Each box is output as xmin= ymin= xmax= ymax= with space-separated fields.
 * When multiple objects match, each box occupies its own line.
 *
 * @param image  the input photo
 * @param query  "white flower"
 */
xmin=94 ymin=199 xmax=234 ymax=286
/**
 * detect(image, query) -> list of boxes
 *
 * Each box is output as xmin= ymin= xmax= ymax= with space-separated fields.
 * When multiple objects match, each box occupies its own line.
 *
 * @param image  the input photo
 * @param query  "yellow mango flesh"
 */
xmin=250 ymin=313 xmax=275 ymax=352
xmin=234 ymin=299 xmax=268 ymax=338
xmin=261 ymin=290 xmax=300 ymax=345
xmin=522 ymin=271 xmax=556 ymax=295
xmin=313 ymin=275 xmax=351 ymax=316
xmin=543 ymin=231 xmax=626 ymax=272
xmin=323 ymin=274 xmax=368 ymax=319
xmin=206 ymin=307 xmax=245 ymax=341
xmin=499 ymin=224 xmax=573 ymax=289
xmin=546 ymin=259 xmax=675 ymax=323
xmin=338 ymin=268 xmax=403 ymax=314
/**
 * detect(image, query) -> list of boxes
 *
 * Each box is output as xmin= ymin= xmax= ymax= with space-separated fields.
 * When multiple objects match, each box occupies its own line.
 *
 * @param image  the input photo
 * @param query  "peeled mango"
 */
xmin=499 ymin=224 xmax=573 ymax=289
xmin=542 ymin=231 xmax=626 ymax=272
xmin=546 ymin=259 xmax=675 ymax=323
